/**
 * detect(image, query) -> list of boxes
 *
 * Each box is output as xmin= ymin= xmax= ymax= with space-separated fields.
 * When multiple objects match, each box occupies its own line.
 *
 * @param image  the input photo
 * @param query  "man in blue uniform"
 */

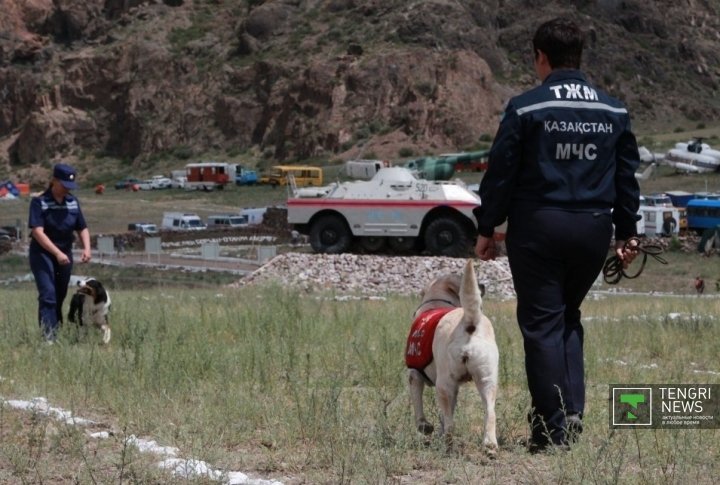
xmin=29 ymin=163 xmax=92 ymax=342
xmin=473 ymin=18 xmax=640 ymax=451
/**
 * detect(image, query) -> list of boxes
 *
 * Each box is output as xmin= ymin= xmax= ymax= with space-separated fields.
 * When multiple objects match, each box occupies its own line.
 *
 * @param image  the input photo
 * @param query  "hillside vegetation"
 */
xmin=1 ymin=0 xmax=720 ymax=185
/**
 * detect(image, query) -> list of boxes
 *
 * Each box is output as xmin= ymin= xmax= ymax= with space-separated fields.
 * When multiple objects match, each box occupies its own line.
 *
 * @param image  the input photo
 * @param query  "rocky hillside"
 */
xmin=1 ymin=0 xmax=719 ymax=183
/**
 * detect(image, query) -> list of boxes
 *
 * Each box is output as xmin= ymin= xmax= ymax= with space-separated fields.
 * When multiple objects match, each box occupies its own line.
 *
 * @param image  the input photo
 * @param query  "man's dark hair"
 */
xmin=532 ymin=17 xmax=584 ymax=69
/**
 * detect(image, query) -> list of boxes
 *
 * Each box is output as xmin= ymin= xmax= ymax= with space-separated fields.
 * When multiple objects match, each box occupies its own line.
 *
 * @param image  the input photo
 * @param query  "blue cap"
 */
xmin=53 ymin=163 xmax=78 ymax=190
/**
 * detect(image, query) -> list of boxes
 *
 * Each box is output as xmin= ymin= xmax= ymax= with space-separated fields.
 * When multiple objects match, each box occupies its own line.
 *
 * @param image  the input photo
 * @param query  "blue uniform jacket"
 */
xmin=28 ymin=189 xmax=87 ymax=252
xmin=474 ymin=69 xmax=641 ymax=241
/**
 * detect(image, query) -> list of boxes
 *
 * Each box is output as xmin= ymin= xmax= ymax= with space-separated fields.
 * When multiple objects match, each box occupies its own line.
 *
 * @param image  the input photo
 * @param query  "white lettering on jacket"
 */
xmin=556 ymin=143 xmax=597 ymax=160
xmin=549 ymin=84 xmax=599 ymax=101
xmin=544 ymin=120 xmax=613 ymax=134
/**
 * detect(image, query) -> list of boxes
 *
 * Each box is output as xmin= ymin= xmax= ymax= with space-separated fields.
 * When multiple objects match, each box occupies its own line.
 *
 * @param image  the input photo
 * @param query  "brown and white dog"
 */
xmin=68 ymin=278 xmax=112 ymax=344
xmin=405 ymin=260 xmax=498 ymax=452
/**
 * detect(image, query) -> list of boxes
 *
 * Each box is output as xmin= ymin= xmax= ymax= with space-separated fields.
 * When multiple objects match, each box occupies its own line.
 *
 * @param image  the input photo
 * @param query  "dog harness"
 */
xmin=405 ymin=307 xmax=455 ymax=371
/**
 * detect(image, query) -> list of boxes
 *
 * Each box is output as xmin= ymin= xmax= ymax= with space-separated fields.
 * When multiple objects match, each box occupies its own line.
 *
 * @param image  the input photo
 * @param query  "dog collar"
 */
xmin=414 ymin=298 xmax=456 ymax=315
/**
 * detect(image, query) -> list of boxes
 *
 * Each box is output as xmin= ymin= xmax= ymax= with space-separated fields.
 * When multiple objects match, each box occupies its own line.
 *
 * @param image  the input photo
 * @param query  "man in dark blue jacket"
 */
xmin=473 ymin=17 xmax=640 ymax=451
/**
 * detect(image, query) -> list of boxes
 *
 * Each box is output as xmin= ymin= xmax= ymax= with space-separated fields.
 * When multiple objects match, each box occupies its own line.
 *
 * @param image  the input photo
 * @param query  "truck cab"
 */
xmin=235 ymin=166 xmax=259 ymax=186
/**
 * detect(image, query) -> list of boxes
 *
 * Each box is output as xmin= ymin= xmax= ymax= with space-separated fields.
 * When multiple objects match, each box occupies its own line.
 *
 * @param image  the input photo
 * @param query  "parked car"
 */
xmin=0 ymin=225 xmax=19 ymax=239
xmin=114 ymin=177 xmax=141 ymax=190
xmin=207 ymin=214 xmax=249 ymax=228
xmin=128 ymin=222 xmax=159 ymax=234
xmin=136 ymin=180 xmax=154 ymax=190
xmin=170 ymin=176 xmax=187 ymax=189
xmin=150 ymin=175 xmax=172 ymax=189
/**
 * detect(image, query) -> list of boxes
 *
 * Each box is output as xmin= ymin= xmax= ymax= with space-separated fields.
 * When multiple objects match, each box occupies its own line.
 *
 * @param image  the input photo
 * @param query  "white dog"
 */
xmin=405 ymin=259 xmax=499 ymax=452
xmin=68 ymin=278 xmax=112 ymax=344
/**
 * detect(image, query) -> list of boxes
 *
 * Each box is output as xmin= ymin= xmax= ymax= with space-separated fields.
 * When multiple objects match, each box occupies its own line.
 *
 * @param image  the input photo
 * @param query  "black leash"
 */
xmin=602 ymin=237 xmax=668 ymax=284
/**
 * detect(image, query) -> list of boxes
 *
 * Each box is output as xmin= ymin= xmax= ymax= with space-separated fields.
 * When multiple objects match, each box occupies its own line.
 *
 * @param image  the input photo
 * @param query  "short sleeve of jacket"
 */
xmin=74 ymin=200 xmax=87 ymax=231
xmin=28 ymin=197 xmax=44 ymax=229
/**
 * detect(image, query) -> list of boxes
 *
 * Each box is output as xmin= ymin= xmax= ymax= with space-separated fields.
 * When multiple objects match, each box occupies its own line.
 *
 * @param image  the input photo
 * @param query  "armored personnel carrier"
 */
xmin=286 ymin=167 xmax=481 ymax=256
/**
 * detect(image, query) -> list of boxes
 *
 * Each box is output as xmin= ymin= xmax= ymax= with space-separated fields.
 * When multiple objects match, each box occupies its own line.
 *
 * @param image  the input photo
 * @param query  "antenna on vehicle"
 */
xmin=287 ymin=173 xmax=297 ymax=197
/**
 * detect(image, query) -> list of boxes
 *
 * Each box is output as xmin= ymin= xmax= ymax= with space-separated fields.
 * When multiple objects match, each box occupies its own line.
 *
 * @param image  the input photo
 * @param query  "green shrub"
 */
xmin=171 ymin=146 xmax=193 ymax=160
xmin=479 ymin=133 xmax=493 ymax=142
xmin=398 ymin=147 xmax=415 ymax=157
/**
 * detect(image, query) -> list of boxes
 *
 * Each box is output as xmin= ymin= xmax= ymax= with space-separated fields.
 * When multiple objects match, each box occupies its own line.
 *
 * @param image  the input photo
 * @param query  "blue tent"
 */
xmin=0 ymin=181 xmax=20 ymax=197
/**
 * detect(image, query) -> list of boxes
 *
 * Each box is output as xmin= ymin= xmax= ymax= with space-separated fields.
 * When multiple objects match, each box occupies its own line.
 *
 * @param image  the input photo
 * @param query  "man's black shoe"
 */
xmin=566 ymin=413 xmax=583 ymax=443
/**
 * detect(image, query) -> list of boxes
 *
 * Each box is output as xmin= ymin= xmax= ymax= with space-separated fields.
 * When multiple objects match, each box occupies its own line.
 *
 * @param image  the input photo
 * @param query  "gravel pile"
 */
xmin=233 ymin=253 xmax=516 ymax=300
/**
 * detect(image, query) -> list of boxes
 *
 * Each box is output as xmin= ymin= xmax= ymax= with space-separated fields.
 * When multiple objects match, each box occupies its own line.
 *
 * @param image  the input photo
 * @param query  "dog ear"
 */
xmin=94 ymin=284 xmax=108 ymax=304
xmin=446 ymin=275 xmax=462 ymax=299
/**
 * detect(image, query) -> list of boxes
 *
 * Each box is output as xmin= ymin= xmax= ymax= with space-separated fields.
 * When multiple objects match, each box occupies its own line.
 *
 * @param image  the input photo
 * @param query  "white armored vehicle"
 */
xmin=286 ymin=167 xmax=481 ymax=256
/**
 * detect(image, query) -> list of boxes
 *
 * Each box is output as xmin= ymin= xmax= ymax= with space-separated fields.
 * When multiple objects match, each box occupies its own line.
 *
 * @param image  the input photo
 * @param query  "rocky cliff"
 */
xmin=1 ymin=0 xmax=719 ymax=183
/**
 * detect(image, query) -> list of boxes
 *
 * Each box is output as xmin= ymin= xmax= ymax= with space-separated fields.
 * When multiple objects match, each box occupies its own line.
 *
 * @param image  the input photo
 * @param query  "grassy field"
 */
xmin=0 ymin=284 xmax=718 ymax=483
xmin=1 ymin=131 xmax=719 ymax=483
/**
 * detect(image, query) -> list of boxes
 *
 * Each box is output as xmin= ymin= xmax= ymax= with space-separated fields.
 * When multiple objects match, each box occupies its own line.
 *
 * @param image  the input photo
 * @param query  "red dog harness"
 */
xmin=405 ymin=307 xmax=455 ymax=370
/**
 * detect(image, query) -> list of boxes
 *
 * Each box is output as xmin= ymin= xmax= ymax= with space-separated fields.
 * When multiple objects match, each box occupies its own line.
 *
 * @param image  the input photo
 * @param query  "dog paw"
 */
xmin=417 ymin=421 xmax=434 ymax=435
xmin=483 ymin=443 xmax=498 ymax=459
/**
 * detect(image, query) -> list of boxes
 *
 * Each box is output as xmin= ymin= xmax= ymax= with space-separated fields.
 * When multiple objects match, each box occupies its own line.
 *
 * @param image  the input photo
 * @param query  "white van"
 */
xmin=240 ymin=207 xmax=267 ymax=225
xmin=207 ymin=214 xmax=248 ymax=228
xmin=161 ymin=212 xmax=207 ymax=231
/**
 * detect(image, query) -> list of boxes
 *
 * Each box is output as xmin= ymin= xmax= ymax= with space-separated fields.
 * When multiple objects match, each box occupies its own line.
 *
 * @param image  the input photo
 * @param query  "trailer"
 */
xmin=185 ymin=162 xmax=236 ymax=191
xmin=637 ymin=206 xmax=682 ymax=237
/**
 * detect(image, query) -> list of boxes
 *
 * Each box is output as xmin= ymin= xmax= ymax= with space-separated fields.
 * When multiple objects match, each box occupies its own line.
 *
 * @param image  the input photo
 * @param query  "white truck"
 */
xmin=637 ymin=206 xmax=681 ymax=237
xmin=161 ymin=212 xmax=207 ymax=231
xmin=287 ymin=167 xmax=481 ymax=256
xmin=240 ymin=207 xmax=267 ymax=225
xmin=345 ymin=159 xmax=390 ymax=180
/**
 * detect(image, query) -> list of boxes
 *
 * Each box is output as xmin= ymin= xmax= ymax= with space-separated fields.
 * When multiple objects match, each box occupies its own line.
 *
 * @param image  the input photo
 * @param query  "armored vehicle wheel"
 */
xmin=359 ymin=236 xmax=386 ymax=253
xmin=309 ymin=215 xmax=352 ymax=253
xmin=424 ymin=217 xmax=470 ymax=257
xmin=388 ymin=236 xmax=416 ymax=253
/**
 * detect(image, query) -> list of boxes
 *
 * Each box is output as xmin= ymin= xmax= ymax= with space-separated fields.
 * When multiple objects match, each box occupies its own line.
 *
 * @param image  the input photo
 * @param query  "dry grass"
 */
xmin=1 ymin=286 xmax=718 ymax=483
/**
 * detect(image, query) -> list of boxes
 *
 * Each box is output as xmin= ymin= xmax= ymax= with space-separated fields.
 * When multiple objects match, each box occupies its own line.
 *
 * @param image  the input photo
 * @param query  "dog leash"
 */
xmin=602 ymin=237 xmax=668 ymax=284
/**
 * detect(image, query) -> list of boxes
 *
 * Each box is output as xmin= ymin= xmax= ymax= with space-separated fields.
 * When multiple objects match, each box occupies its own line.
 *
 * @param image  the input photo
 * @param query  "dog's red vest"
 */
xmin=405 ymin=307 xmax=455 ymax=370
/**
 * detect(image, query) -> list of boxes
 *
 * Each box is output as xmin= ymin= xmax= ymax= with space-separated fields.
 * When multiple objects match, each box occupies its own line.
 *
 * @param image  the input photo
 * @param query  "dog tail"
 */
xmin=459 ymin=259 xmax=483 ymax=332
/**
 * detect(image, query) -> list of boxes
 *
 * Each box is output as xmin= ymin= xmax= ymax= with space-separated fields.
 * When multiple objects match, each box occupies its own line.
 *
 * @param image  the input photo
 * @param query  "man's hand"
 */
xmin=55 ymin=251 xmax=70 ymax=265
xmin=475 ymin=235 xmax=496 ymax=261
xmin=614 ymin=238 xmax=639 ymax=269
xmin=80 ymin=248 xmax=92 ymax=263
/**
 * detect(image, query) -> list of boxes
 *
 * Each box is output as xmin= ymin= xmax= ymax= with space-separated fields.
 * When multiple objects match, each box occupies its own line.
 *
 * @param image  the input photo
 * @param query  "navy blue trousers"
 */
xmin=506 ymin=207 xmax=612 ymax=445
xmin=29 ymin=245 xmax=73 ymax=340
